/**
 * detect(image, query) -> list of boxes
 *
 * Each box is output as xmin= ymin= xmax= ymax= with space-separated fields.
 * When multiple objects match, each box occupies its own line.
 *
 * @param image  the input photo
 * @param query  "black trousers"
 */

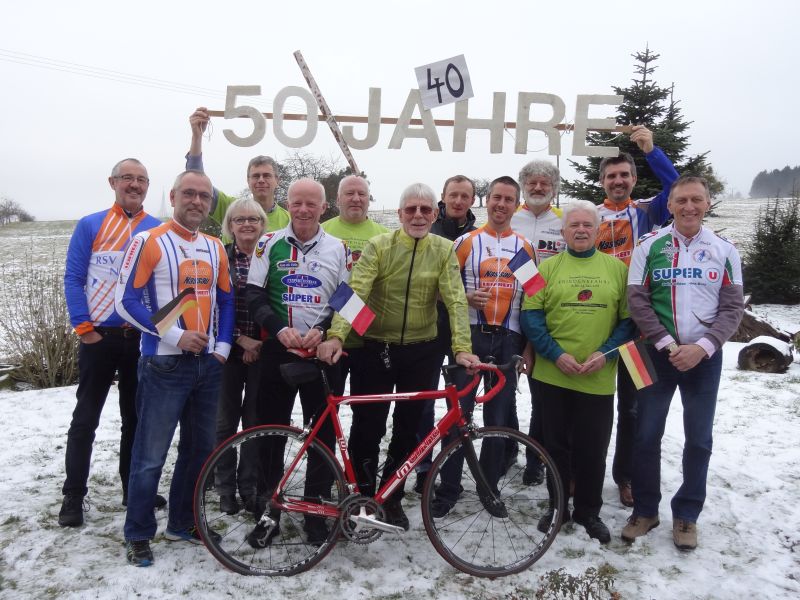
xmin=612 ymin=362 xmax=637 ymax=485
xmin=348 ymin=339 xmax=440 ymax=501
xmin=214 ymin=351 xmax=260 ymax=497
xmin=534 ymin=379 xmax=613 ymax=519
xmin=252 ymin=340 xmax=339 ymax=507
xmin=63 ymin=331 xmax=140 ymax=497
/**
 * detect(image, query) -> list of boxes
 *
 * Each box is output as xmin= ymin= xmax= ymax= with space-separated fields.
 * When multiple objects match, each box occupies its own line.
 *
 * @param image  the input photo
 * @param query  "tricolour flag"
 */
xmin=507 ymin=247 xmax=546 ymax=296
xmin=150 ymin=287 xmax=198 ymax=336
xmin=328 ymin=282 xmax=375 ymax=336
xmin=618 ymin=339 xmax=658 ymax=390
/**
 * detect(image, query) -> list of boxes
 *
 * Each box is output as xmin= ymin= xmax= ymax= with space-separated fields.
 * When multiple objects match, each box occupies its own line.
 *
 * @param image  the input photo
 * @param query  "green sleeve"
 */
xmin=439 ymin=244 xmax=472 ymax=354
xmin=328 ymin=237 xmax=380 ymax=342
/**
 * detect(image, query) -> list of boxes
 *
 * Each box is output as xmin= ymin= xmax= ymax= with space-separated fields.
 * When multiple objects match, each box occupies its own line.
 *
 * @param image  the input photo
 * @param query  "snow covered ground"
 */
xmin=1 ymin=333 xmax=799 ymax=599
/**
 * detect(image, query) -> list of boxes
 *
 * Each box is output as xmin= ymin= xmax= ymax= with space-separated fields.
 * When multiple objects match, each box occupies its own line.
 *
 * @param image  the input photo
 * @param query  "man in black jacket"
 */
xmin=414 ymin=175 xmax=477 ymax=493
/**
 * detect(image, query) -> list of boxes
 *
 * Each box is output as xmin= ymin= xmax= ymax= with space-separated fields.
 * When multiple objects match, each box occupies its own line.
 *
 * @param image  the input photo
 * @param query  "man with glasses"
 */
xmin=116 ymin=170 xmax=234 ymax=566
xmin=186 ymin=107 xmax=289 ymax=239
xmin=318 ymin=183 xmax=479 ymax=531
xmin=60 ymin=158 xmax=164 ymax=527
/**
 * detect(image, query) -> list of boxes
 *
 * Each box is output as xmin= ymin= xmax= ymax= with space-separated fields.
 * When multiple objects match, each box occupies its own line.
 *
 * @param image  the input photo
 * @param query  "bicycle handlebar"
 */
xmin=444 ymin=355 xmax=523 ymax=405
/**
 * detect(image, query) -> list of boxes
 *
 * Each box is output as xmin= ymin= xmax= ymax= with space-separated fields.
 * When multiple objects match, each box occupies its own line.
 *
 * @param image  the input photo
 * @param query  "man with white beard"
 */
xmin=511 ymin=160 xmax=565 ymax=486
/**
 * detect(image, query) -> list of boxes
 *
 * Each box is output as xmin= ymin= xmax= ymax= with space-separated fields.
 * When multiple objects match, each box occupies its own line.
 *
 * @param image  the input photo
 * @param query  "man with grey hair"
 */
xmin=186 ymin=107 xmax=289 ymax=240
xmin=521 ymin=199 xmax=634 ymax=544
xmin=510 ymin=159 xmax=565 ymax=486
xmin=321 ymin=175 xmax=389 ymax=395
xmin=60 ymin=158 xmax=164 ymax=527
xmin=243 ymin=178 xmax=351 ymax=547
xmin=318 ymin=183 xmax=479 ymax=531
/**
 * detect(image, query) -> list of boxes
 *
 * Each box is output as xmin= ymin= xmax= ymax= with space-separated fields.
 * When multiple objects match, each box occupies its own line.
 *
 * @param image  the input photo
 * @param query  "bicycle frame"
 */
xmin=271 ymin=362 xmax=507 ymax=519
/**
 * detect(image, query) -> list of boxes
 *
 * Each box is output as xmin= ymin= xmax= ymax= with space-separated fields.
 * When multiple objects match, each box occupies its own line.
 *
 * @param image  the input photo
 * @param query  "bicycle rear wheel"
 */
xmin=421 ymin=426 xmax=564 ymax=577
xmin=194 ymin=425 xmax=347 ymax=576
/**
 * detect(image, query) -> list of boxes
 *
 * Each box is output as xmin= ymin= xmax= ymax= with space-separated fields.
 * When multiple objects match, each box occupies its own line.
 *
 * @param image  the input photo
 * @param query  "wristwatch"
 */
xmin=666 ymin=342 xmax=679 ymax=354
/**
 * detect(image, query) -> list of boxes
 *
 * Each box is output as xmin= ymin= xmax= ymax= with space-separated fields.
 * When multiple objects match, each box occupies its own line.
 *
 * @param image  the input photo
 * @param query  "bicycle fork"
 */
xmin=460 ymin=429 xmax=508 ymax=519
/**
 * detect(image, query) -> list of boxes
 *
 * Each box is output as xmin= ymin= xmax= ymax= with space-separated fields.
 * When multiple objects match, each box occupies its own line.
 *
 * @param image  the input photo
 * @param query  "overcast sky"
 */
xmin=2 ymin=0 xmax=798 ymax=220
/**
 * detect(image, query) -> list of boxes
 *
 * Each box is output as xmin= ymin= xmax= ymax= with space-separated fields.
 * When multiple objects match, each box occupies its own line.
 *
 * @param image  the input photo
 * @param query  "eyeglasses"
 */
xmin=231 ymin=216 xmax=263 ymax=225
xmin=402 ymin=204 xmax=434 ymax=216
xmin=180 ymin=189 xmax=213 ymax=202
xmin=249 ymin=173 xmax=274 ymax=180
xmin=115 ymin=174 xmax=150 ymax=185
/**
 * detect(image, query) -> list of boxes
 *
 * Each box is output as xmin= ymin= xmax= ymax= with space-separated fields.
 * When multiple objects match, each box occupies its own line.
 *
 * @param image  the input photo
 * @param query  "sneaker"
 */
xmin=304 ymin=517 xmax=330 ymax=546
xmin=383 ymin=501 xmax=410 ymax=531
xmin=58 ymin=494 xmax=84 ymax=527
xmin=673 ymin=519 xmax=697 ymax=550
xmin=621 ymin=514 xmax=660 ymax=543
xmin=246 ymin=521 xmax=281 ymax=548
xmin=165 ymin=526 xmax=220 ymax=545
xmin=537 ymin=507 xmax=569 ymax=534
xmin=618 ymin=482 xmax=634 ymax=507
xmin=522 ymin=464 xmax=545 ymax=486
xmin=219 ymin=494 xmax=240 ymax=515
xmin=430 ymin=497 xmax=454 ymax=519
xmin=573 ymin=514 xmax=611 ymax=544
xmin=126 ymin=540 xmax=153 ymax=567
xmin=122 ymin=491 xmax=167 ymax=509
xmin=413 ymin=471 xmax=429 ymax=494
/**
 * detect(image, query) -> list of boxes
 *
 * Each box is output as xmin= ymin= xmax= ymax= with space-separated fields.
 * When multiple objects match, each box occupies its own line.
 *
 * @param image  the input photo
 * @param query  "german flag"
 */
xmin=618 ymin=340 xmax=658 ymax=390
xmin=150 ymin=287 xmax=198 ymax=336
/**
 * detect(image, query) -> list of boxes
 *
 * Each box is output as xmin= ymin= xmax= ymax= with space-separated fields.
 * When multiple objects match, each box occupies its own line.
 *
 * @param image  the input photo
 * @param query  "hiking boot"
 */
xmin=573 ymin=514 xmax=611 ymax=544
xmin=58 ymin=494 xmax=84 ymax=527
xmin=383 ymin=501 xmax=410 ymax=531
xmin=126 ymin=540 xmax=154 ymax=567
xmin=246 ymin=521 xmax=280 ymax=548
xmin=621 ymin=514 xmax=660 ymax=543
xmin=673 ymin=519 xmax=697 ymax=550
xmin=219 ymin=494 xmax=240 ymax=515
xmin=122 ymin=491 xmax=167 ymax=509
xmin=304 ymin=517 xmax=330 ymax=546
xmin=537 ymin=507 xmax=569 ymax=534
xmin=165 ymin=526 xmax=220 ymax=545
xmin=522 ymin=464 xmax=544 ymax=486
xmin=618 ymin=482 xmax=634 ymax=507
xmin=430 ymin=497 xmax=455 ymax=519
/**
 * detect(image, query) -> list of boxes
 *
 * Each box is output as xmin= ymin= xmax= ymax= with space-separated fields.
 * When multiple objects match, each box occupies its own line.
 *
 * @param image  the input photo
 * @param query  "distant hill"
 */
xmin=750 ymin=166 xmax=800 ymax=198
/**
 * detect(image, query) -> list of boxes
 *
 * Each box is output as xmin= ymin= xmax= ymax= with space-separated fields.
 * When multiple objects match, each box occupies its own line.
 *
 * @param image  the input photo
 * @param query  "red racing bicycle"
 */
xmin=193 ymin=354 xmax=563 ymax=577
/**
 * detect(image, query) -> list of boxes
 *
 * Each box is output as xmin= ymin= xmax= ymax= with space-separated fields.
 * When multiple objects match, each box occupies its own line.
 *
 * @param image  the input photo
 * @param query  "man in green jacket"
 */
xmin=186 ymin=107 xmax=290 ymax=241
xmin=318 ymin=183 xmax=479 ymax=531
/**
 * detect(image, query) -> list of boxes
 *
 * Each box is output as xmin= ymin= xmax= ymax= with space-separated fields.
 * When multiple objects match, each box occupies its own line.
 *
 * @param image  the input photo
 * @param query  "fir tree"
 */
xmin=563 ymin=46 xmax=724 ymax=202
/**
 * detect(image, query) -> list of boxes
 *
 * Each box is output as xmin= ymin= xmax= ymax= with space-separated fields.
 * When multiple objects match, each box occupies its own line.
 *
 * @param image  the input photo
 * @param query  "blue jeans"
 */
xmin=632 ymin=347 xmax=722 ymax=523
xmin=124 ymin=354 xmax=222 ymax=541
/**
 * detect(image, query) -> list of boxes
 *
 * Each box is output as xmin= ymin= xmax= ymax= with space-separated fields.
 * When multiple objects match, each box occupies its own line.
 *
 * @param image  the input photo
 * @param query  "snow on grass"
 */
xmin=1 ymin=339 xmax=799 ymax=599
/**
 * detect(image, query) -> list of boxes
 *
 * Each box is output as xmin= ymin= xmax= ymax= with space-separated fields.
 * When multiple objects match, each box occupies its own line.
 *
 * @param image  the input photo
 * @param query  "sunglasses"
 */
xmin=402 ymin=204 xmax=434 ymax=216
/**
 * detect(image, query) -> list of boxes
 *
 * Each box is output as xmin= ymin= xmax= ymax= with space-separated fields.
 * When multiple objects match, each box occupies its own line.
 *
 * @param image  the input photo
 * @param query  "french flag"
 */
xmin=328 ymin=282 xmax=375 ymax=336
xmin=507 ymin=248 xmax=546 ymax=296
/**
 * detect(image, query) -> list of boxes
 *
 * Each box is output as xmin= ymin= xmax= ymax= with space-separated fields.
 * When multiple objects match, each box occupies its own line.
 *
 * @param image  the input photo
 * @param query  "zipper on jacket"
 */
xmin=399 ymin=238 xmax=419 ymax=344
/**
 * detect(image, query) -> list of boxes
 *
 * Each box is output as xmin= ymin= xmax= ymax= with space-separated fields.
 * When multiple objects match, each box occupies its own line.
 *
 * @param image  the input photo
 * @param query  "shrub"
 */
xmin=0 ymin=252 xmax=78 ymax=388
xmin=534 ymin=564 xmax=620 ymax=600
xmin=743 ymin=194 xmax=800 ymax=304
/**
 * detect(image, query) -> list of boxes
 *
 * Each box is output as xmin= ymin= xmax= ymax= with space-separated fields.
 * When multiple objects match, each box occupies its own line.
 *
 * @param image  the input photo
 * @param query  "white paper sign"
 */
xmin=414 ymin=54 xmax=474 ymax=110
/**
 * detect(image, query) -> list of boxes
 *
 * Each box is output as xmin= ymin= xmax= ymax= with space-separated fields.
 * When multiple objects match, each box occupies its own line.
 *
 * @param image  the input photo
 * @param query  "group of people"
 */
xmin=59 ymin=106 xmax=744 ymax=568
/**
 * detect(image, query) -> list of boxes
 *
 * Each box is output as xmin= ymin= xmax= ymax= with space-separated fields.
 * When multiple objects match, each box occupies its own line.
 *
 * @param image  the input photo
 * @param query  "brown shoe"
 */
xmin=673 ymin=519 xmax=697 ymax=550
xmin=621 ymin=514 xmax=659 ymax=543
xmin=618 ymin=482 xmax=634 ymax=507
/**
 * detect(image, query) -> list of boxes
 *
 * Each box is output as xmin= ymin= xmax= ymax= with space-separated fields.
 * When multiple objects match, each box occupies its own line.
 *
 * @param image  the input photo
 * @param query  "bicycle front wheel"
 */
xmin=194 ymin=425 xmax=347 ymax=576
xmin=421 ymin=426 xmax=564 ymax=577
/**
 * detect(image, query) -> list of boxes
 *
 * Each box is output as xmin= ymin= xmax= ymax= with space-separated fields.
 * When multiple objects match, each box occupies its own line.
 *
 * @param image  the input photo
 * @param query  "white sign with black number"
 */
xmin=414 ymin=55 xmax=474 ymax=110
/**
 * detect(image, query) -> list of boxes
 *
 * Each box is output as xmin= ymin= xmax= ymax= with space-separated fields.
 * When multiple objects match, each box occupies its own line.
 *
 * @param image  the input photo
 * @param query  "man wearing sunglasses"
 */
xmin=318 ymin=183 xmax=479 ymax=531
xmin=186 ymin=107 xmax=290 ymax=241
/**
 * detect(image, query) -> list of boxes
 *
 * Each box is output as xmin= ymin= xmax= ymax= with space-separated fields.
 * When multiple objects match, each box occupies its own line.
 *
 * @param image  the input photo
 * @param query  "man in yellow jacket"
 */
xmin=318 ymin=182 xmax=479 ymax=530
